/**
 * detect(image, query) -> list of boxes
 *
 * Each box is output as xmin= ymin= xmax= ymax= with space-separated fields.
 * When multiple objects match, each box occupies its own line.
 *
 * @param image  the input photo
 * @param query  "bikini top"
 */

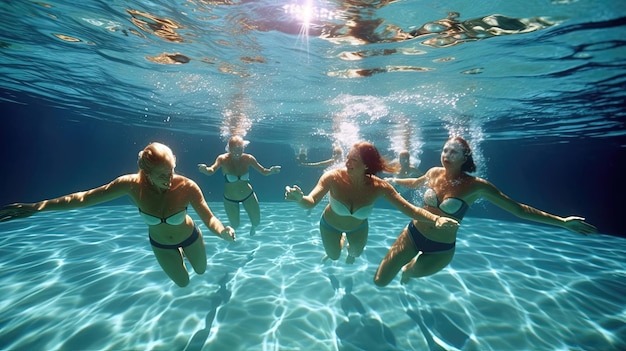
xmin=423 ymin=188 xmax=469 ymax=220
xmin=139 ymin=207 xmax=187 ymax=226
xmin=224 ymin=172 xmax=250 ymax=183
xmin=329 ymin=195 xmax=374 ymax=220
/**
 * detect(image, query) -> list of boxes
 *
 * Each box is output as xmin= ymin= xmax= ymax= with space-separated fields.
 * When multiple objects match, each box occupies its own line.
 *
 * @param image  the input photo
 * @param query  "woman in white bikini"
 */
xmin=374 ymin=136 xmax=598 ymax=286
xmin=198 ymin=136 xmax=281 ymax=236
xmin=285 ymin=141 xmax=459 ymax=264
xmin=0 ymin=142 xmax=235 ymax=287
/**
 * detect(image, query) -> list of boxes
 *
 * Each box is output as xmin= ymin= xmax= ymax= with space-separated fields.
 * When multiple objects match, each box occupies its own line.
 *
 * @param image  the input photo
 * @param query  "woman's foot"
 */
xmin=345 ymin=254 xmax=356 ymax=264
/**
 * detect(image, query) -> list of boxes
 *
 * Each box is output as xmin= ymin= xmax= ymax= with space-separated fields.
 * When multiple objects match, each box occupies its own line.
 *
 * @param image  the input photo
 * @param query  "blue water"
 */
xmin=1 ymin=0 xmax=626 ymax=350
xmin=0 ymin=204 xmax=624 ymax=351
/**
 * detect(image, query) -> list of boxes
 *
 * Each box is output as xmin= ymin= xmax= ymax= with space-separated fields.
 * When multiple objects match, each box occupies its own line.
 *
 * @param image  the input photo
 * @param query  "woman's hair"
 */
xmin=137 ymin=142 xmax=176 ymax=175
xmin=449 ymin=136 xmax=476 ymax=173
xmin=226 ymin=135 xmax=250 ymax=152
xmin=354 ymin=142 xmax=398 ymax=175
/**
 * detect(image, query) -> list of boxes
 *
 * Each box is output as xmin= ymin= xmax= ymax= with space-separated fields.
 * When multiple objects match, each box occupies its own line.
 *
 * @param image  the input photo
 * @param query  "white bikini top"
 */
xmin=225 ymin=172 xmax=250 ymax=183
xmin=139 ymin=207 xmax=187 ymax=226
xmin=329 ymin=195 xmax=374 ymax=220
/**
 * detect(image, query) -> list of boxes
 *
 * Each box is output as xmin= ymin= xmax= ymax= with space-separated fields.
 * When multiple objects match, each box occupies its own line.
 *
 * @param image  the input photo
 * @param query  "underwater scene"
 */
xmin=1 ymin=205 xmax=625 ymax=350
xmin=1 ymin=0 xmax=625 ymax=350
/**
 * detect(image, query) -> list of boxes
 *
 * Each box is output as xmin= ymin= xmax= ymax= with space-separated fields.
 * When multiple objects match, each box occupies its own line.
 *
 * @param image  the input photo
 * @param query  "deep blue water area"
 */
xmin=2 ymin=96 xmax=625 ymax=237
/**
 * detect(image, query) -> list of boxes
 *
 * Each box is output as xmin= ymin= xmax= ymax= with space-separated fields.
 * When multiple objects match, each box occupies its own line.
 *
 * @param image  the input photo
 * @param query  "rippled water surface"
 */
xmin=1 ymin=1 xmax=624 ymax=143
xmin=0 ymin=204 xmax=624 ymax=351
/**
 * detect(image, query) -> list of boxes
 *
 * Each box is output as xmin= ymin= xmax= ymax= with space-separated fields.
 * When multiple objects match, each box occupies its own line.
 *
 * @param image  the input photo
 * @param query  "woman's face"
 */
xmin=441 ymin=140 xmax=467 ymax=169
xmin=345 ymin=148 xmax=367 ymax=175
xmin=148 ymin=165 xmax=174 ymax=190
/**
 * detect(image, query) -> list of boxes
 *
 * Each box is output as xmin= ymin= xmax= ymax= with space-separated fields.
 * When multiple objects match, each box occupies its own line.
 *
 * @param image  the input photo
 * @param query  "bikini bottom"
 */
xmin=224 ymin=191 xmax=255 ymax=203
xmin=407 ymin=220 xmax=455 ymax=254
xmin=320 ymin=215 xmax=368 ymax=234
xmin=150 ymin=224 xmax=200 ymax=250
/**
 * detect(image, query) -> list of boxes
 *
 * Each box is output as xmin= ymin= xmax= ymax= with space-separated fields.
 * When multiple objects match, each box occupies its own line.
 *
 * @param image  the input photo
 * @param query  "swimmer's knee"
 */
xmin=174 ymin=277 xmax=190 ymax=288
xmin=326 ymin=252 xmax=340 ymax=261
xmin=225 ymin=212 xmax=240 ymax=228
xmin=248 ymin=213 xmax=261 ymax=227
xmin=373 ymin=275 xmax=391 ymax=288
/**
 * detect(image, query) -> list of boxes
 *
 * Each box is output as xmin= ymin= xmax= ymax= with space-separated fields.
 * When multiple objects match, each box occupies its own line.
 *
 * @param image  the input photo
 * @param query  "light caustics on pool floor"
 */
xmin=0 ymin=204 xmax=624 ymax=351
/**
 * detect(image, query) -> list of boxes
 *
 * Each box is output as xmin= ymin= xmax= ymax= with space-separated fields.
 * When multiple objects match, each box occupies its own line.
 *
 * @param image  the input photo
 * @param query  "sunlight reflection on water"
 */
xmin=0 ymin=204 xmax=624 ymax=351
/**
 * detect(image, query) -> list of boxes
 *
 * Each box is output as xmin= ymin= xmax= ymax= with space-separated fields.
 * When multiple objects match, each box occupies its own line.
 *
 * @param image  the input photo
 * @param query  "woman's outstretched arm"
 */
xmin=0 ymin=175 xmax=133 ymax=222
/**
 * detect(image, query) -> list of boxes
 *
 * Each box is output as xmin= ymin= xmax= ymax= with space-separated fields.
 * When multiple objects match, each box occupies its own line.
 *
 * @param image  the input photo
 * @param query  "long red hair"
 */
xmin=354 ymin=142 xmax=398 ymax=175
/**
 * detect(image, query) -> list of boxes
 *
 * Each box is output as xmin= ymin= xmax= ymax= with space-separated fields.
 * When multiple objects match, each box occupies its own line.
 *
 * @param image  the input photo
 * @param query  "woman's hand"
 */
xmin=0 ymin=203 xmax=37 ymax=222
xmin=220 ymin=226 xmax=236 ymax=242
xmin=435 ymin=216 xmax=459 ymax=229
xmin=384 ymin=177 xmax=397 ymax=184
xmin=284 ymin=185 xmax=304 ymax=202
xmin=269 ymin=166 xmax=281 ymax=174
xmin=562 ymin=216 xmax=598 ymax=235
xmin=197 ymin=164 xmax=214 ymax=175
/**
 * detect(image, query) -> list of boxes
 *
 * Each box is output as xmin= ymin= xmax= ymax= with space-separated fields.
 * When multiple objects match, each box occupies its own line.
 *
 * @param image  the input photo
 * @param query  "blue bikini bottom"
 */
xmin=150 ymin=224 xmax=200 ymax=250
xmin=407 ymin=220 xmax=455 ymax=254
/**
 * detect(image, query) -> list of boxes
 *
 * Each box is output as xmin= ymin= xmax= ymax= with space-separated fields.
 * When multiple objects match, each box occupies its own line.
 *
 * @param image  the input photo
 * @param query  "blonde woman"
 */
xmin=198 ymin=136 xmax=281 ymax=236
xmin=0 ymin=142 xmax=235 ymax=287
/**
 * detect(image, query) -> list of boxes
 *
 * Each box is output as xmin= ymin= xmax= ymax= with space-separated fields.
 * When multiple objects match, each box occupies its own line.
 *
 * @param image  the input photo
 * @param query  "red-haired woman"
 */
xmin=285 ymin=142 xmax=458 ymax=264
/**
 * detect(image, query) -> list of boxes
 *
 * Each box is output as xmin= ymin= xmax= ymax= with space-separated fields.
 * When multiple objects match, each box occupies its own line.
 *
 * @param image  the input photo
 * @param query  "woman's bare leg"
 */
xmin=345 ymin=224 xmax=368 ymax=264
xmin=182 ymin=231 xmax=207 ymax=275
xmin=223 ymin=199 xmax=241 ymax=228
xmin=374 ymin=228 xmax=418 ymax=287
xmin=400 ymin=249 xmax=455 ymax=284
xmin=320 ymin=223 xmax=343 ymax=261
xmin=242 ymin=193 xmax=260 ymax=236
xmin=151 ymin=247 xmax=190 ymax=287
